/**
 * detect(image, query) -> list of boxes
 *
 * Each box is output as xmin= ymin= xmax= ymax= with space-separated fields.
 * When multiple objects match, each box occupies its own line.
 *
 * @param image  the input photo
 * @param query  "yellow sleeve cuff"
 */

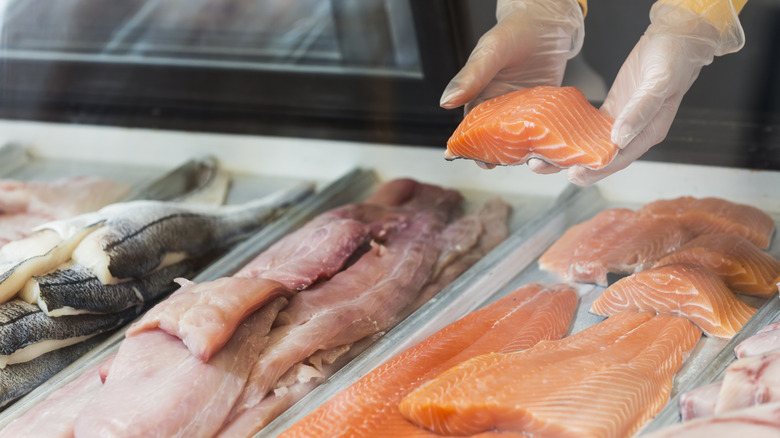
xmin=576 ymin=0 xmax=588 ymax=17
xmin=657 ymin=0 xmax=746 ymax=31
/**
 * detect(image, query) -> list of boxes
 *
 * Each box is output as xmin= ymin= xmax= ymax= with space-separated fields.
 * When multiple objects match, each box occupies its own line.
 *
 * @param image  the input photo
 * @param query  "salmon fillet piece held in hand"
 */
xmin=445 ymin=86 xmax=618 ymax=169
xmin=278 ymin=283 xmax=578 ymax=438
xmin=591 ymin=263 xmax=757 ymax=340
xmin=399 ymin=312 xmax=701 ymax=438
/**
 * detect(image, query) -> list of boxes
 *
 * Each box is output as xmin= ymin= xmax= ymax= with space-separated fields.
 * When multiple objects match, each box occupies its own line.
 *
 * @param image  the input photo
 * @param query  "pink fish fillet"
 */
xmin=0 ymin=355 xmax=113 ymax=438
xmin=539 ymin=208 xmax=693 ymax=285
xmin=735 ymin=321 xmax=780 ymax=359
xmin=233 ymin=212 xmax=370 ymax=291
xmin=222 ymin=211 xmax=445 ymax=428
xmin=637 ymin=196 xmax=776 ymax=250
xmin=678 ymin=381 xmax=722 ymax=421
xmin=715 ymin=349 xmax=780 ymax=414
xmin=73 ymin=297 xmax=288 ymax=438
xmin=126 ymin=276 xmax=294 ymax=361
xmin=644 ymin=402 xmax=780 ymax=438
xmin=0 ymin=176 xmax=130 ymax=246
xmin=406 ymin=198 xmax=511 ymax=315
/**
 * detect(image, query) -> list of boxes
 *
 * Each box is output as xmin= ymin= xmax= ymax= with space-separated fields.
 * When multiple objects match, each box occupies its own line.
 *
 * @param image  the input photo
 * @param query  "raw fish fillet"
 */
xmin=0 ymin=299 xmax=136 ymax=368
xmin=73 ymin=297 xmax=288 ymax=438
xmin=0 ymin=224 xmax=101 ymax=305
xmin=592 ymin=263 xmax=756 ymax=339
xmin=127 ymin=277 xmax=294 ymax=361
xmin=233 ymin=178 xmax=463 ymax=291
xmin=678 ymin=381 xmax=721 ymax=421
xmin=0 ymin=176 xmax=131 ymax=247
xmin=279 ymin=282 xmax=578 ymax=438
xmin=539 ymin=208 xmax=692 ymax=285
xmin=217 ymin=335 xmax=382 ymax=438
xmin=224 ymin=211 xmax=446 ymax=426
xmin=23 ymin=258 xmax=207 ymax=316
xmin=0 ymin=356 xmax=111 ymax=438
xmin=637 ymin=196 xmax=775 ymax=249
xmin=233 ymin=213 xmax=370 ymax=290
xmin=222 ymin=198 xmax=509 ymax=437
xmin=715 ymin=349 xmax=780 ymax=414
xmin=444 ymin=86 xmax=618 ymax=169
xmin=736 ymin=321 xmax=780 ymax=359
xmin=0 ymin=334 xmax=106 ymax=408
xmin=399 ymin=312 xmax=700 ymax=437
xmin=644 ymin=402 xmax=780 ymax=438
xmin=402 ymin=197 xmax=511 ymax=316
xmin=71 ymin=183 xmax=312 ymax=284
xmin=654 ymin=234 xmax=780 ymax=298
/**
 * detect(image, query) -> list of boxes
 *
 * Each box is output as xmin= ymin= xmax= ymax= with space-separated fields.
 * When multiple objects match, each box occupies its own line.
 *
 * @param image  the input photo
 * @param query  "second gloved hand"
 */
xmin=439 ymin=0 xmax=585 ymax=115
xmin=568 ymin=0 xmax=745 ymax=186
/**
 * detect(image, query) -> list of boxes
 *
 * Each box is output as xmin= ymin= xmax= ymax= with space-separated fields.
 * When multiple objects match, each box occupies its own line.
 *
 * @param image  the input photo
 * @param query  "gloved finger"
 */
xmin=464 ymin=80 xmax=524 ymax=114
xmin=565 ymin=144 xmax=642 ymax=186
xmin=611 ymin=85 xmax=667 ymax=149
xmin=566 ymin=98 xmax=680 ymax=186
xmin=440 ymin=25 xmax=516 ymax=109
xmin=527 ymin=158 xmax=561 ymax=174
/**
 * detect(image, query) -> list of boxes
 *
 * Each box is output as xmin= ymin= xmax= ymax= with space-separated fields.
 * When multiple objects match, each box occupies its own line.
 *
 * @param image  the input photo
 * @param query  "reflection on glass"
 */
xmin=0 ymin=0 xmax=422 ymax=76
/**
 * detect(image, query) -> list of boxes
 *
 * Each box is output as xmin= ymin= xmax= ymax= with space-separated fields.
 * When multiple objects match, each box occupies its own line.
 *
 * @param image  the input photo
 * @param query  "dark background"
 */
xmin=0 ymin=0 xmax=778 ymax=169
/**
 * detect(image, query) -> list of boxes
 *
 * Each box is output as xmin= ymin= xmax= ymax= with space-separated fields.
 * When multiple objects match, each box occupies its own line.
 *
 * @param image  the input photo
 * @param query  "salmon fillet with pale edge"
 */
xmin=654 ymin=234 xmax=780 ymax=298
xmin=538 ymin=208 xmax=692 ymax=285
xmin=637 ymin=196 xmax=775 ymax=250
xmin=592 ymin=263 xmax=757 ymax=340
xmin=445 ymin=86 xmax=618 ymax=169
xmin=399 ymin=312 xmax=701 ymax=437
xmin=278 ymin=283 xmax=578 ymax=438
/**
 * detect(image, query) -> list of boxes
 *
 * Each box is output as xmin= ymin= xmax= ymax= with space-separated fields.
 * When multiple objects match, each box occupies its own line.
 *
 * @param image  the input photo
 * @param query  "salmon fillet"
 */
xmin=654 ymin=234 xmax=780 ymax=298
xmin=399 ymin=312 xmax=701 ymax=437
xmin=539 ymin=208 xmax=692 ymax=285
xmin=637 ymin=196 xmax=775 ymax=249
xmin=445 ymin=86 xmax=618 ymax=169
xmin=277 ymin=283 xmax=578 ymax=438
xmin=591 ymin=263 xmax=757 ymax=340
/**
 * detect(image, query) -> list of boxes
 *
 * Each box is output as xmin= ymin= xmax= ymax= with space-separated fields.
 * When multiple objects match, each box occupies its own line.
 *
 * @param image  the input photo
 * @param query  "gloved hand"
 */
xmin=567 ymin=0 xmax=745 ymax=185
xmin=439 ymin=0 xmax=585 ymax=169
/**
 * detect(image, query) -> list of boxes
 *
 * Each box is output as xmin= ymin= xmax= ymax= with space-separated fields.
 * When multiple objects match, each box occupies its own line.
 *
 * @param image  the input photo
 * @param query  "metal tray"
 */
xmin=0 ymin=168 xmax=571 ymax=431
xmin=0 ymin=167 xmax=374 ymax=426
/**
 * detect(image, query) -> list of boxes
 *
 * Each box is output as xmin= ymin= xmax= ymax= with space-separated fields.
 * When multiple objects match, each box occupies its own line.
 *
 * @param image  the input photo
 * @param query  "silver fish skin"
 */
xmin=26 ymin=258 xmax=209 ymax=316
xmin=0 ymin=300 xmax=137 ymax=367
xmin=72 ymin=182 xmax=313 ymax=282
xmin=0 ymin=334 xmax=106 ymax=409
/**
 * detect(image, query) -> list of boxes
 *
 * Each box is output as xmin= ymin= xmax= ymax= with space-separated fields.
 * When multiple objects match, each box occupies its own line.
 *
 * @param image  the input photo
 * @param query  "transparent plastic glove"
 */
xmin=439 ymin=0 xmax=585 ymax=170
xmin=568 ymin=0 xmax=745 ymax=186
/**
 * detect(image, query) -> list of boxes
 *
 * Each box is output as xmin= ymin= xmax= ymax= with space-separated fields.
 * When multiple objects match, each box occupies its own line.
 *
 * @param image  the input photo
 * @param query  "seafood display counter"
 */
xmin=0 ymin=123 xmax=572 ymax=436
xmin=0 ymin=121 xmax=779 ymax=437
